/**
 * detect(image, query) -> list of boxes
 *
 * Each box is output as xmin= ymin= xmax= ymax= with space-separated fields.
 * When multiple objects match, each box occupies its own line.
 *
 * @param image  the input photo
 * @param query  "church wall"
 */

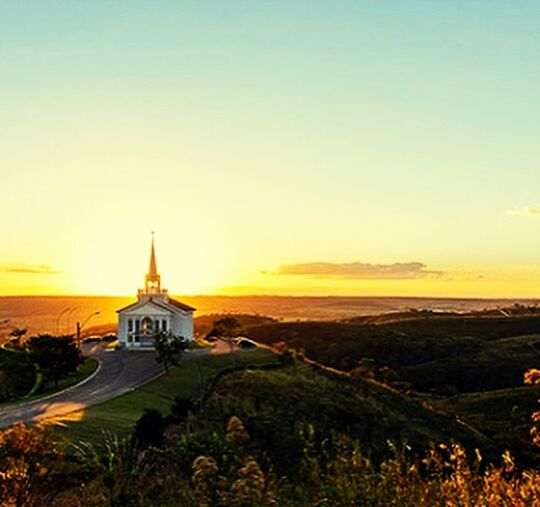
xmin=118 ymin=313 xmax=128 ymax=346
xmin=170 ymin=312 xmax=194 ymax=341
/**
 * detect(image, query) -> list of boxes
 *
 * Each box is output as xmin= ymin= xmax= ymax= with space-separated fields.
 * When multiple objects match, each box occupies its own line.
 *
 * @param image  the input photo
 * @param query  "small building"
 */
xmin=117 ymin=236 xmax=195 ymax=349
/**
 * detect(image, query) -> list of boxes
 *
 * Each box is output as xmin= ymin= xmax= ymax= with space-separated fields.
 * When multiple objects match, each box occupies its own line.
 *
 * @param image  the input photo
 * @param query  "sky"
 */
xmin=2 ymin=1 xmax=540 ymax=297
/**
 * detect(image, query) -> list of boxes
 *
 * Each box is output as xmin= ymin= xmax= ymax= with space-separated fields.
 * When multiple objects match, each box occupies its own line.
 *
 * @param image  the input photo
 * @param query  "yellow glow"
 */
xmin=2 ymin=2 xmax=540 ymax=299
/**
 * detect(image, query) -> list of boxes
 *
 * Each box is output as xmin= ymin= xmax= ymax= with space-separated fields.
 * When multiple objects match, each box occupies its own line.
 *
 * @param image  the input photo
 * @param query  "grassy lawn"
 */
xmin=56 ymin=349 xmax=279 ymax=444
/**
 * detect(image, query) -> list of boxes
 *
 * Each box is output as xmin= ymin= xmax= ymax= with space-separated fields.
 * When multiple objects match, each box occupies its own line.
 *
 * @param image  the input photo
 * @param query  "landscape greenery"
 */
xmin=2 ymin=310 xmax=540 ymax=504
xmin=0 ymin=333 xmax=95 ymax=404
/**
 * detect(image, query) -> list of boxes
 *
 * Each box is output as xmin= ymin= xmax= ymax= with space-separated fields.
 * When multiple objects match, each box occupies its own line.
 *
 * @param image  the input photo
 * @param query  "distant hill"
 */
xmin=247 ymin=315 xmax=540 ymax=394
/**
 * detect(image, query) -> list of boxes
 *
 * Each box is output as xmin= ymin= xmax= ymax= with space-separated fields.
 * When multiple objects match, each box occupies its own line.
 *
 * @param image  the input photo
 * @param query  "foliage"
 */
xmin=173 ymin=431 xmax=229 ymax=473
xmin=27 ymin=334 xmax=82 ymax=389
xmin=170 ymin=395 xmax=193 ymax=422
xmin=0 ymin=348 xmax=36 ymax=401
xmin=196 ymin=363 xmax=497 ymax=475
xmin=133 ymin=409 xmax=166 ymax=448
xmin=248 ymin=320 xmax=540 ymax=393
xmin=524 ymin=368 xmax=540 ymax=447
xmin=206 ymin=317 xmax=244 ymax=339
xmin=4 ymin=363 xmax=540 ymax=505
xmin=194 ymin=313 xmax=276 ymax=338
xmin=154 ymin=331 xmax=187 ymax=374
xmin=9 ymin=327 xmax=27 ymax=347
xmin=190 ymin=417 xmax=275 ymax=507
xmin=71 ymin=432 xmax=158 ymax=506
xmin=0 ymin=423 xmax=65 ymax=507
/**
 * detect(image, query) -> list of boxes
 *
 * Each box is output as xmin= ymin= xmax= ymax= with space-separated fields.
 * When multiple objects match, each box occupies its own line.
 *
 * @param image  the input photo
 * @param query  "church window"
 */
xmin=142 ymin=316 xmax=153 ymax=334
xmin=162 ymin=319 xmax=167 ymax=331
xmin=135 ymin=319 xmax=140 ymax=333
xmin=128 ymin=319 xmax=133 ymax=332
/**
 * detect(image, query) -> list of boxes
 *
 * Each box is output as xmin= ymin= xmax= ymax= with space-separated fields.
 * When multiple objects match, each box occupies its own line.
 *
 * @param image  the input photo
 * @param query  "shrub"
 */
xmin=133 ymin=409 xmax=166 ymax=448
xmin=0 ymin=423 xmax=66 ymax=506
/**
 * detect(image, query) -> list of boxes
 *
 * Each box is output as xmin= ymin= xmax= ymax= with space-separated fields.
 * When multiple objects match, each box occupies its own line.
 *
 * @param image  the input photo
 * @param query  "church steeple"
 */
xmin=145 ymin=233 xmax=161 ymax=294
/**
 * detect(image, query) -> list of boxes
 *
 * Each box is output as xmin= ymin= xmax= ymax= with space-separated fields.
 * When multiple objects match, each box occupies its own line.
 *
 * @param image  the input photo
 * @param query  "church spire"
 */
xmin=145 ymin=232 xmax=161 ymax=293
xmin=148 ymin=232 xmax=158 ymax=279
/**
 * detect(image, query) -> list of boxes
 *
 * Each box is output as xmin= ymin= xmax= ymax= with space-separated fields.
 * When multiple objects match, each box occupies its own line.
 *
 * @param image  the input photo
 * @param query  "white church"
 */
xmin=117 ymin=236 xmax=195 ymax=349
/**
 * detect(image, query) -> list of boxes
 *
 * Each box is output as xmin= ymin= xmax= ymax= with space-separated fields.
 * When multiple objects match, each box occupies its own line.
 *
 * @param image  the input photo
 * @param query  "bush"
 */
xmin=134 ymin=409 xmax=166 ymax=448
xmin=0 ymin=423 xmax=66 ymax=506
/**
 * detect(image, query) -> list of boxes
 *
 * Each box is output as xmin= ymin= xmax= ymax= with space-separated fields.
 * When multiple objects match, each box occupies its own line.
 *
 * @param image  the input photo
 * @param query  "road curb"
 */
xmin=1 ymin=357 xmax=103 ymax=411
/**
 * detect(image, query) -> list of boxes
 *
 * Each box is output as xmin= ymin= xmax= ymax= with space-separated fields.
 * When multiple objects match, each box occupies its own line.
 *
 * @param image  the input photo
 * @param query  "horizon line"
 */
xmin=1 ymin=293 xmax=540 ymax=301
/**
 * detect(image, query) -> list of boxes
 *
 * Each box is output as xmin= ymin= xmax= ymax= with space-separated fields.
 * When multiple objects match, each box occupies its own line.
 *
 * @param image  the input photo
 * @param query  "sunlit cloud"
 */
xmin=272 ymin=261 xmax=443 ymax=280
xmin=0 ymin=264 xmax=62 ymax=275
xmin=507 ymin=206 xmax=540 ymax=218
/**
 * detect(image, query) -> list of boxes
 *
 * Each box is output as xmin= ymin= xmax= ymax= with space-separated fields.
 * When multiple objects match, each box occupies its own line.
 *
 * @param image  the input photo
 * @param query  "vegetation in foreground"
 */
xmin=1 ymin=364 xmax=540 ymax=505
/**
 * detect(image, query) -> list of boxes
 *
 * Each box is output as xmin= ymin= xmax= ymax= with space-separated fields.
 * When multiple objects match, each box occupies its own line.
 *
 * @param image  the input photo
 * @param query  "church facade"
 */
xmin=117 ymin=237 xmax=195 ymax=349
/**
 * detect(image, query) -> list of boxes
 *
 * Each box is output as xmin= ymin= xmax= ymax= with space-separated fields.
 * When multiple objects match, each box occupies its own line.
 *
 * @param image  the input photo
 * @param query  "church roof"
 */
xmin=116 ymin=296 xmax=195 ymax=314
xmin=116 ymin=300 xmax=140 ymax=313
xmin=165 ymin=297 xmax=196 ymax=312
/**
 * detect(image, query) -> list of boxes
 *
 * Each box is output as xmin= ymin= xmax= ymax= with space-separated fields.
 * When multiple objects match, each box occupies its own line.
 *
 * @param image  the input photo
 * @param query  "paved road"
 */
xmin=0 ymin=344 xmax=168 ymax=428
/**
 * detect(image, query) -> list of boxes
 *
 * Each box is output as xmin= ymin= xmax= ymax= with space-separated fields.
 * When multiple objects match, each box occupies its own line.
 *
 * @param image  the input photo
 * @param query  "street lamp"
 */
xmin=76 ymin=311 xmax=100 ymax=349
xmin=56 ymin=306 xmax=72 ymax=334
xmin=65 ymin=306 xmax=79 ymax=335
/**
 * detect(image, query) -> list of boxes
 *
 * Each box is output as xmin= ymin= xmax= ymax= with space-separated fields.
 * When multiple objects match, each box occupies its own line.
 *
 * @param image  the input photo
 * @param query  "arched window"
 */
xmin=141 ymin=316 xmax=153 ymax=334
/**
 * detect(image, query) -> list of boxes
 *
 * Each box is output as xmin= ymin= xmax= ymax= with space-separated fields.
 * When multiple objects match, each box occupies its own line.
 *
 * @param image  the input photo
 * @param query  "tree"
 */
xmin=206 ymin=317 xmax=243 ymax=339
xmin=154 ymin=331 xmax=187 ymax=374
xmin=27 ymin=334 xmax=82 ymax=390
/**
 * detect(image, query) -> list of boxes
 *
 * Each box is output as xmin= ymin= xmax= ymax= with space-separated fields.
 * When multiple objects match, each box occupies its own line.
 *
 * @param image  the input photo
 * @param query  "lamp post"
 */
xmin=65 ymin=306 xmax=79 ymax=335
xmin=76 ymin=311 xmax=100 ymax=349
xmin=56 ymin=306 xmax=72 ymax=334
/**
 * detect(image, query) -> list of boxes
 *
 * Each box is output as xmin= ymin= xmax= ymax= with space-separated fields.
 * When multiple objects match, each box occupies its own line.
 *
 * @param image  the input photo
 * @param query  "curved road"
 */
xmin=0 ymin=344 xmax=167 ymax=428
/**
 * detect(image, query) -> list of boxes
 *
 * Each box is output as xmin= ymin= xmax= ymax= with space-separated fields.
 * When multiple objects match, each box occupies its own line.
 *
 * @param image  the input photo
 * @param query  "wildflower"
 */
xmin=225 ymin=416 xmax=250 ymax=446
xmin=192 ymin=455 xmax=220 ymax=507
xmin=230 ymin=456 xmax=266 ymax=505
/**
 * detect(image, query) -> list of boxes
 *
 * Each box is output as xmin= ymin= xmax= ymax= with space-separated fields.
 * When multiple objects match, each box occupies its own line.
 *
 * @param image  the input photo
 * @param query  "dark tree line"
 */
xmin=27 ymin=334 xmax=82 ymax=389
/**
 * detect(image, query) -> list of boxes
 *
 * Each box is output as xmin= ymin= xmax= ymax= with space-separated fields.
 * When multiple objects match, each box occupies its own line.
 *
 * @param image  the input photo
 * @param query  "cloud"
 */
xmin=273 ymin=261 xmax=443 ymax=280
xmin=508 ymin=206 xmax=540 ymax=217
xmin=0 ymin=264 xmax=62 ymax=275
